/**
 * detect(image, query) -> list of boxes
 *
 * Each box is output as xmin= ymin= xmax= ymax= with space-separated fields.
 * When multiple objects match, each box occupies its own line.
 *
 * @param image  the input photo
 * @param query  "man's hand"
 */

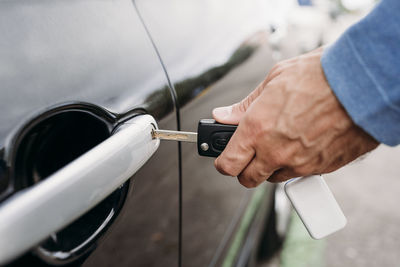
xmin=213 ymin=48 xmax=379 ymax=188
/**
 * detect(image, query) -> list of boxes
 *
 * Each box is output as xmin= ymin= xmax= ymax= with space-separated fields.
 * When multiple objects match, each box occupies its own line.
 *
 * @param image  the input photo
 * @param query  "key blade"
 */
xmin=152 ymin=129 xmax=197 ymax=143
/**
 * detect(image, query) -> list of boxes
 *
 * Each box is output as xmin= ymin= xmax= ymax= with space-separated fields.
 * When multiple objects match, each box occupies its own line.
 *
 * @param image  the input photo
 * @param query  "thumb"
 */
xmin=212 ymin=83 xmax=264 ymax=125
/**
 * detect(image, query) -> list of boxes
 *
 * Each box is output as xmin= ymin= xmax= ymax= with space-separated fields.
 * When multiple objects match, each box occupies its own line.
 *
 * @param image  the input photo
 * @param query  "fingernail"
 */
xmin=213 ymin=106 xmax=232 ymax=119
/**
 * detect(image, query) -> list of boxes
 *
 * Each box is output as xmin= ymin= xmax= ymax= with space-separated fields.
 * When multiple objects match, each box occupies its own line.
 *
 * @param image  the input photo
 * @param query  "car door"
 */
xmin=135 ymin=0 xmax=282 ymax=266
xmin=0 ymin=1 xmax=180 ymax=266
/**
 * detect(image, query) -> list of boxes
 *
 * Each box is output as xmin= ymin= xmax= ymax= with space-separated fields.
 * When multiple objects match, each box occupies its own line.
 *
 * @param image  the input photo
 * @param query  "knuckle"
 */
xmin=238 ymin=177 xmax=258 ymax=188
xmin=238 ymin=98 xmax=250 ymax=113
xmin=215 ymin=159 xmax=237 ymax=176
xmin=238 ymin=170 xmax=264 ymax=188
xmin=255 ymin=170 xmax=266 ymax=179
xmin=254 ymin=168 xmax=271 ymax=180
xmin=256 ymin=82 xmax=266 ymax=95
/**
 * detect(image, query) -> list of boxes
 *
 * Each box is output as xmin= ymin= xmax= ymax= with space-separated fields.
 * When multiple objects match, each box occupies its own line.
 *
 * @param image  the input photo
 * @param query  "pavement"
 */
xmin=259 ymin=145 xmax=400 ymax=267
xmin=325 ymin=145 xmax=400 ymax=267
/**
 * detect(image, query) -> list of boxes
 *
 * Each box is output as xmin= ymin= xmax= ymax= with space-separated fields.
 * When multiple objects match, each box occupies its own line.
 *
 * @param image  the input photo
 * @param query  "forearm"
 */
xmin=321 ymin=0 xmax=400 ymax=146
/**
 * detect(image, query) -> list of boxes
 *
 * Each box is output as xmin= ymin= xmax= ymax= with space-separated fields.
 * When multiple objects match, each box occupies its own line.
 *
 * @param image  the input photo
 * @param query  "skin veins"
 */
xmin=212 ymin=48 xmax=379 ymax=188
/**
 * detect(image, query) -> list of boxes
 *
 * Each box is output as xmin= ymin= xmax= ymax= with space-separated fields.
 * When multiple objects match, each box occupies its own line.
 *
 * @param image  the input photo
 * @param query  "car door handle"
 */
xmin=0 ymin=114 xmax=160 ymax=265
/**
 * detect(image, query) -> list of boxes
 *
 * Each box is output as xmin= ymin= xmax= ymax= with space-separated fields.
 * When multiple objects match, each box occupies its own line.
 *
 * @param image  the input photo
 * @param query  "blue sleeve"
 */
xmin=321 ymin=0 xmax=400 ymax=146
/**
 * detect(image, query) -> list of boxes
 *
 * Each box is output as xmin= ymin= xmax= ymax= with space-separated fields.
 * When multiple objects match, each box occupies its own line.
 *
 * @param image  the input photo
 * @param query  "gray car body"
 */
xmin=0 ymin=0 xmax=320 ymax=266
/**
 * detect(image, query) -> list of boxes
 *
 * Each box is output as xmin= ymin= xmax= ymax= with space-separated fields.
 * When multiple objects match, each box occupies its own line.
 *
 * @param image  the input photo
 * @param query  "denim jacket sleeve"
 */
xmin=321 ymin=0 xmax=400 ymax=146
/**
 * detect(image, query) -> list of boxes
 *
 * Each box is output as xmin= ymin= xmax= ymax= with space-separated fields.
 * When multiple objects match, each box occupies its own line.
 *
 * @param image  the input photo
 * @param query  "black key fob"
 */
xmin=197 ymin=119 xmax=237 ymax=157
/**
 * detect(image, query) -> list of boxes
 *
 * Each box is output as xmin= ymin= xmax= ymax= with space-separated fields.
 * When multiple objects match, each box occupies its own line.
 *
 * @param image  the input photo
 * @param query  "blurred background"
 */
xmin=260 ymin=1 xmax=400 ymax=266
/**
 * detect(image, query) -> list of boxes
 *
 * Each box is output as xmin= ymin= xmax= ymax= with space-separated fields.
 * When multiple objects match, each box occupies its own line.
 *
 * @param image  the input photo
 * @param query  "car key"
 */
xmin=152 ymin=119 xmax=236 ymax=157
xmin=152 ymin=118 xmax=347 ymax=239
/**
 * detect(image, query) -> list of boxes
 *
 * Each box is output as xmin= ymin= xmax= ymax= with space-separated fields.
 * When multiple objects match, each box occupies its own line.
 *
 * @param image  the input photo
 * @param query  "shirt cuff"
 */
xmin=321 ymin=33 xmax=400 ymax=146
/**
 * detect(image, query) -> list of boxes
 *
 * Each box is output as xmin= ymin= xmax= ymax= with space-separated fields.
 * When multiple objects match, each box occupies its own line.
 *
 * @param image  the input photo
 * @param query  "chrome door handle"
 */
xmin=0 ymin=114 xmax=160 ymax=264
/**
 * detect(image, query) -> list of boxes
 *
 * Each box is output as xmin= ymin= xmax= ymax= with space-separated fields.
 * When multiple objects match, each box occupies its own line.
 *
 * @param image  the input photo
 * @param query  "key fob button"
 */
xmin=215 ymin=138 xmax=228 ymax=146
xmin=211 ymin=132 xmax=232 ymax=151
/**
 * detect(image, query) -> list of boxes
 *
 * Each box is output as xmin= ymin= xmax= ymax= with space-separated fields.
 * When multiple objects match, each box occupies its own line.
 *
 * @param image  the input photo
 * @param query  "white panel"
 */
xmin=284 ymin=175 xmax=347 ymax=239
